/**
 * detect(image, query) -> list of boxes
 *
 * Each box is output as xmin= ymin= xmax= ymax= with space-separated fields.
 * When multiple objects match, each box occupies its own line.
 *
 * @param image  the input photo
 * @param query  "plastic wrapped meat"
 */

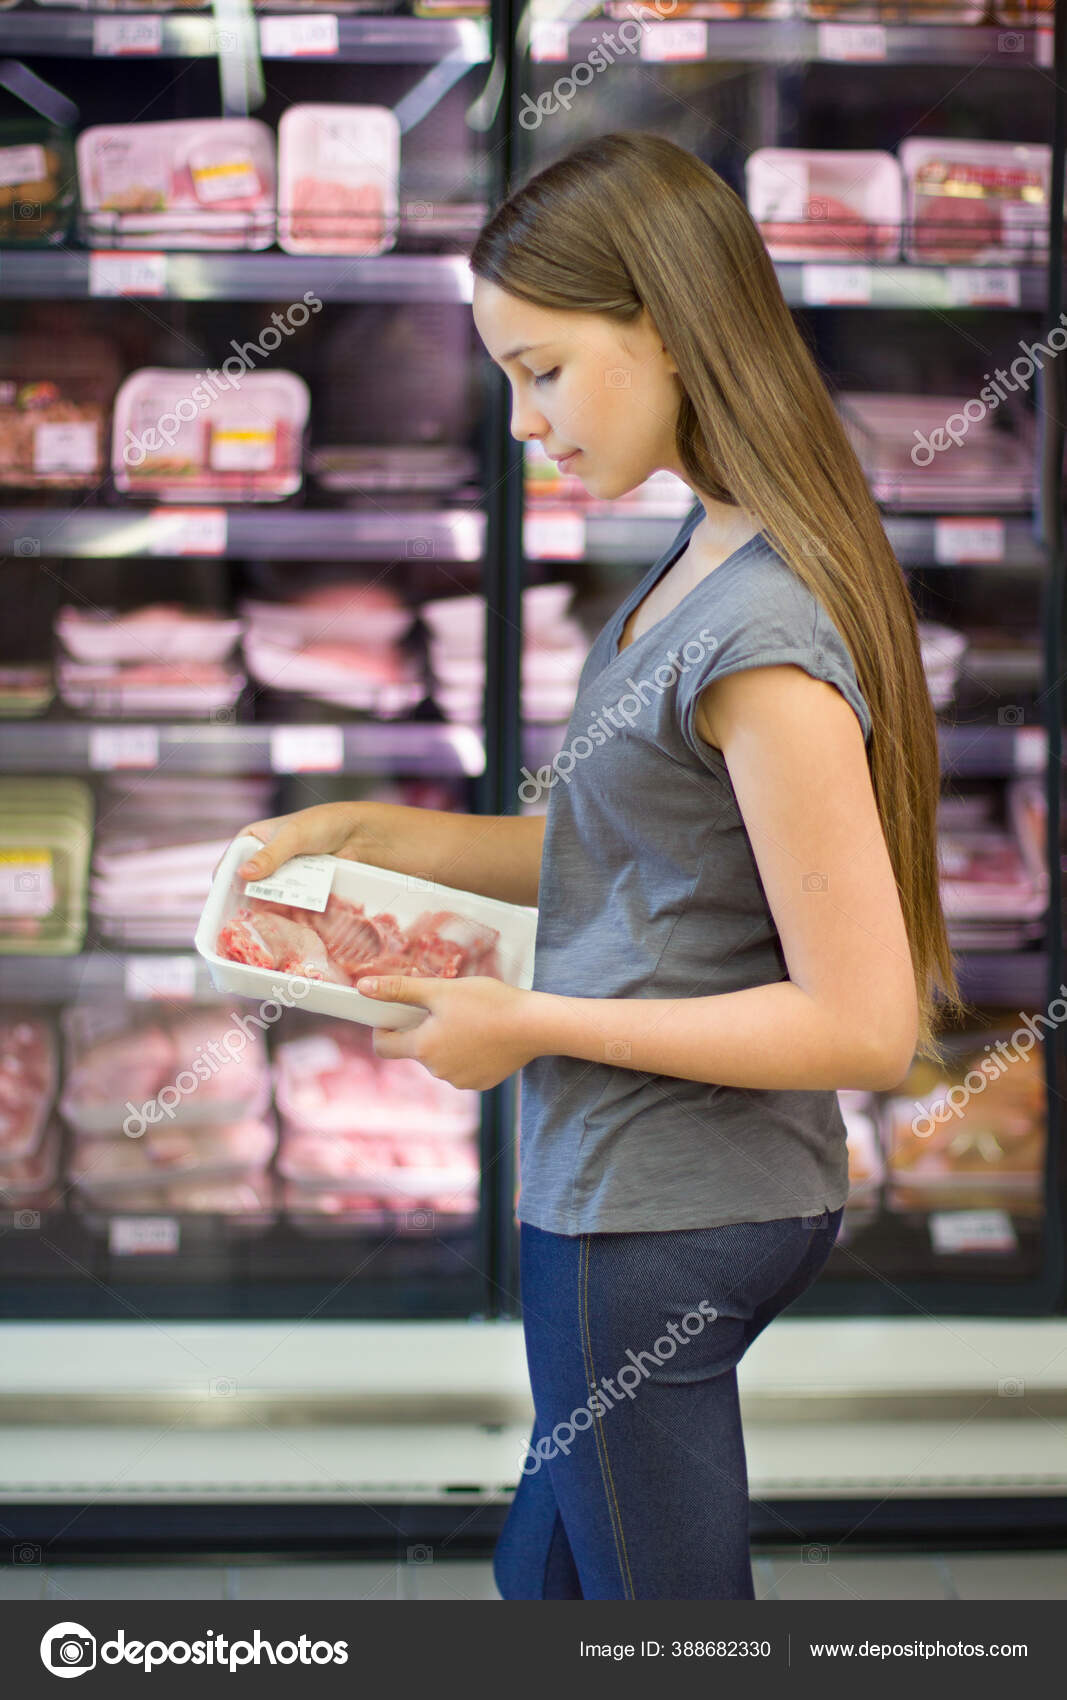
xmin=745 ymin=149 xmax=902 ymax=262
xmin=63 ymin=1020 xmax=175 ymax=1113
xmin=0 ymin=1018 xmax=56 ymax=1159
xmin=77 ymin=119 xmax=275 ymax=250
xmin=71 ymin=1117 xmax=276 ymax=1193
xmin=277 ymin=105 xmax=399 ymax=256
xmin=217 ymin=907 xmax=352 ymax=985
xmin=899 ymin=139 xmax=1051 ymax=266
xmin=217 ymin=893 xmax=503 ymax=985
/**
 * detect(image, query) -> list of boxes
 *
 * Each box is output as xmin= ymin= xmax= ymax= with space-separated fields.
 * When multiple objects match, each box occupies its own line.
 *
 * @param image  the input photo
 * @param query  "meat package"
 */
xmin=69 ymin=1115 xmax=278 ymax=1209
xmin=0 ymin=1016 xmax=58 ymax=1162
xmin=916 ymin=621 xmax=968 ymax=712
xmin=937 ymin=780 xmax=1048 ymax=950
xmin=898 ymin=139 xmax=1051 ymax=266
xmin=421 ymin=581 xmax=588 ymax=723
xmin=836 ymin=391 xmax=1036 ymax=512
xmin=77 ymin=119 xmax=276 ymax=250
xmin=197 ymin=834 xmax=539 ymax=1028
xmin=0 ymin=333 xmax=120 ymax=491
xmin=0 ymin=779 xmax=93 ymax=956
xmin=277 ymin=105 xmax=400 ymax=256
xmin=0 ymin=663 xmax=54 ymax=718
xmin=240 ymin=581 xmax=422 ymax=716
xmin=56 ymin=602 xmax=246 ymax=719
xmin=883 ymin=1029 xmax=1045 ymax=1215
xmin=112 ymin=368 xmax=310 ymax=502
xmin=606 ymin=0 xmax=791 ymax=15
xmin=308 ymin=444 xmax=478 ymax=501
xmin=91 ymin=773 xmax=275 ymax=948
xmin=0 ymin=1118 xmax=63 ymax=1215
xmin=0 ymin=119 xmax=77 ymax=248
xmin=745 ymin=149 xmax=902 ymax=262
xmin=800 ymin=0 xmax=985 ymax=18
xmin=59 ymin=1002 xmax=272 ymax=1135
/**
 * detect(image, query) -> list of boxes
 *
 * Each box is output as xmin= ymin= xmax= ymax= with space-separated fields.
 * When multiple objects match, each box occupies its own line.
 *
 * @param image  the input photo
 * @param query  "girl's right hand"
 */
xmin=216 ymin=802 xmax=366 ymax=883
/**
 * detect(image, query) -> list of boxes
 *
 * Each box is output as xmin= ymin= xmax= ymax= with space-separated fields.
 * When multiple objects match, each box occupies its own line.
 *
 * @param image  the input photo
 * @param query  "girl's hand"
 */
xmin=357 ymin=975 xmax=538 ymax=1090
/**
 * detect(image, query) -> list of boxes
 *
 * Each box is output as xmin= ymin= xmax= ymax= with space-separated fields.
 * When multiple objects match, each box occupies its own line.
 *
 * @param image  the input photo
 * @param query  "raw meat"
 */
xmin=0 ymin=1019 xmax=55 ymax=1157
xmin=217 ymin=907 xmax=352 ymax=985
xmin=759 ymin=193 xmax=896 ymax=257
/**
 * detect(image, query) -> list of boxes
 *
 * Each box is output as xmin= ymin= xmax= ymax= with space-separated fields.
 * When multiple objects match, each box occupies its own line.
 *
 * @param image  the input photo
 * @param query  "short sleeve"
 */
xmin=677 ymin=585 xmax=872 ymax=766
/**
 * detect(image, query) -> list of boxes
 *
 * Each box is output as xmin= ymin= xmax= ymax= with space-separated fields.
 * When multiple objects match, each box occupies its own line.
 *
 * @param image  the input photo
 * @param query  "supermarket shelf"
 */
xmin=558 ymin=18 xmax=1051 ymax=68
xmin=0 ymin=719 xmax=486 ymax=776
xmin=0 ymin=252 xmax=475 ymax=305
xmin=774 ymin=261 xmax=1051 ymax=312
xmin=0 ymin=12 xmax=490 ymax=62
xmin=0 ymin=505 xmax=484 ymax=561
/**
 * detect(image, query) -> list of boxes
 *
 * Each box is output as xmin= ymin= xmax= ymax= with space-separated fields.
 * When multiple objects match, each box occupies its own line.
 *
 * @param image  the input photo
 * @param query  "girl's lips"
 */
xmin=556 ymin=450 xmax=581 ymax=468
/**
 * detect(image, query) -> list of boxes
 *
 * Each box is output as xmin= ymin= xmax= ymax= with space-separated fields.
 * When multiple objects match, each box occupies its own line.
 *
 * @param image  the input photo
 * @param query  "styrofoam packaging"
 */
xmin=745 ymin=149 xmax=902 ymax=262
xmin=77 ymin=119 xmax=275 ymax=250
xmin=112 ymin=368 xmax=310 ymax=502
xmin=278 ymin=104 xmax=400 ymax=257
xmin=898 ymin=139 xmax=1051 ymax=267
xmin=57 ymin=605 xmax=244 ymax=665
xmin=196 ymin=834 xmax=539 ymax=1030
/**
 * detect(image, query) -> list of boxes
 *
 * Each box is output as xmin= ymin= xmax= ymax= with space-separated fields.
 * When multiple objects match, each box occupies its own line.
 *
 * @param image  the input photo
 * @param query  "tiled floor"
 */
xmin=0 ymin=1549 xmax=1063 ymax=1601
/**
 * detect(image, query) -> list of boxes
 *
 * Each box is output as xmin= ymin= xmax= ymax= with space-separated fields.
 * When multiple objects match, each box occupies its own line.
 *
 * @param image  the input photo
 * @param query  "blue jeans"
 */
xmin=493 ymin=1205 xmax=845 ymax=1600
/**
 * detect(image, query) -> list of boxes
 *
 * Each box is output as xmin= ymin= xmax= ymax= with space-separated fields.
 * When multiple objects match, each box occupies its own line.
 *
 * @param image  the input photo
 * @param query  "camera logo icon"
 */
xmin=40 ymin=1622 xmax=96 ymax=1678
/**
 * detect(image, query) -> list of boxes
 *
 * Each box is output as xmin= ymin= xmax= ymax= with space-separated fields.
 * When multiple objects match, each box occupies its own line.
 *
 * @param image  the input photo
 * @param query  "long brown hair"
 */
xmin=469 ymin=129 xmax=969 ymax=1067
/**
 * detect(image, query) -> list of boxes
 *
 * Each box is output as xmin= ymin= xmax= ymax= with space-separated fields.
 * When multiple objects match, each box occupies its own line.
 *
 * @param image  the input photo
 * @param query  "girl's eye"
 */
xmin=532 ymin=367 xmax=559 ymax=387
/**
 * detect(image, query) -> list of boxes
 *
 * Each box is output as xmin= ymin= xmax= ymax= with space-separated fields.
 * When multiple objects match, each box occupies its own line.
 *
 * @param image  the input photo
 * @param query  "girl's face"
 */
xmin=472 ymin=277 xmax=685 ymax=501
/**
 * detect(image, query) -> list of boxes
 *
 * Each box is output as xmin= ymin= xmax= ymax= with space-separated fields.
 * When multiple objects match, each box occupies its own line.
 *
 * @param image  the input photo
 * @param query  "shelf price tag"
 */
xmin=124 ymin=955 xmax=198 ymax=1001
xmin=93 ymin=15 xmax=164 ymax=55
xmin=524 ymin=510 xmax=586 ymax=560
xmin=801 ymin=264 xmax=872 ymax=305
xmin=947 ymin=267 xmax=1020 ymax=308
xmin=89 ymin=726 xmax=160 ymax=770
xmin=933 ymin=516 xmax=1005 ymax=564
xmin=89 ymin=251 xmax=167 ymax=297
xmin=270 ymin=725 xmax=345 ymax=773
xmin=259 ymin=14 xmax=339 ymax=55
xmin=529 ymin=21 xmax=570 ymax=60
xmin=816 ymin=22 xmax=887 ymax=60
xmin=639 ymin=21 xmax=708 ymax=60
xmin=929 ymin=1209 xmax=1017 ymax=1255
xmin=0 ymin=850 xmax=54 ymax=919
xmin=110 ymin=1217 xmax=181 ymax=1256
xmin=146 ymin=507 xmax=228 ymax=557
xmin=245 ymin=853 xmax=336 ymax=914
xmin=1014 ymin=725 xmax=1046 ymax=773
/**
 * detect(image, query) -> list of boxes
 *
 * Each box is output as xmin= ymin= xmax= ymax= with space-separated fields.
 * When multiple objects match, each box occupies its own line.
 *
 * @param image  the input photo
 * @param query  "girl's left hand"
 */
xmin=355 ymin=974 xmax=538 ymax=1090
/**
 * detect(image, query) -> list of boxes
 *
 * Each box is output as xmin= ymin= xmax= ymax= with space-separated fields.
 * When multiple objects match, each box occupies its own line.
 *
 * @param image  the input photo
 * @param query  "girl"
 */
xmin=234 ymin=131 xmax=964 ymax=1600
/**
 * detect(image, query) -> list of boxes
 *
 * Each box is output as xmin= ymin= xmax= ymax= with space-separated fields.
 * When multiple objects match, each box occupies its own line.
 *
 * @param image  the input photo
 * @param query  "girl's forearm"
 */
xmin=355 ymin=802 xmax=545 ymax=909
xmin=524 ymin=979 xmax=908 ymax=1094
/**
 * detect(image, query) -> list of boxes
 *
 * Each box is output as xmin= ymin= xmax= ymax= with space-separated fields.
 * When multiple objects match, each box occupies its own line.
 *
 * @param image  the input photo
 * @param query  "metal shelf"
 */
xmin=0 ymin=251 xmax=475 ymax=304
xmin=0 ymin=11 xmax=490 ymax=62
xmin=555 ymin=18 xmax=1051 ymax=68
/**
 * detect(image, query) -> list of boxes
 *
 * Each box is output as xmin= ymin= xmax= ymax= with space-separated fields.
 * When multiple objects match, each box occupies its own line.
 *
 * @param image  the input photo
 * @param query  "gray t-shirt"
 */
xmin=517 ymin=498 xmax=873 ymax=1236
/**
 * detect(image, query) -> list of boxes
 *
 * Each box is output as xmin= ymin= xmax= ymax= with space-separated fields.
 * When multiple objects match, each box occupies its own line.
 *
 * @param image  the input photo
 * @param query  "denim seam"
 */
xmin=578 ymin=1234 xmax=635 ymax=1598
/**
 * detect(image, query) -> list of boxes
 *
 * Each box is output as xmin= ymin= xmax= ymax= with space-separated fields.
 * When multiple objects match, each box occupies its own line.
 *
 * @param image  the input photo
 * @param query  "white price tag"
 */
xmin=269 ymin=724 xmax=345 ymax=773
xmin=146 ymin=507 xmax=228 ymax=557
xmin=934 ymin=516 xmax=1005 ymax=564
xmin=1014 ymin=726 xmax=1046 ymax=773
xmin=929 ymin=1209 xmax=1017 ymax=1255
xmin=801 ymin=263 xmax=872 ymax=305
xmin=0 ymin=850 xmax=54 ymax=918
xmin=1036 ymin=26 xmax=1053 ymax=68
xmin=281 ymin=1034 xmax=344 ymax=1075
xmin=946 ymin=267 xmax=1020 ymax=308
xmin=245 ymin=852 xmax=337 ymax=913
xmin=524 ymin=510 xmax=586 ymax=561
xmin=33 ymin=421 xmax=99 ymax=476
xmin=817 ymin=22 xmax=887 ymax=60
xmin=639 ymin=21 xmax=708 ymax=61
xmin=89 ymin=250 xmax=167 ymax=297
xmin=93 ymin=15 xmax=164 ymax=55
xmin=0 ymin=144 xmax=47 ymax=189
xmin=89 ymin=726 xmax=160 ymax=770
xmin=260 ymin=14 xmax=339 ymax=55
xmin=125 ymin=955 xmax=198 ymax=1001
xmin=529 ymin=21 xmax=570 ymax=60
xmin=109 ymin=1216 xmax=181 ymax=1256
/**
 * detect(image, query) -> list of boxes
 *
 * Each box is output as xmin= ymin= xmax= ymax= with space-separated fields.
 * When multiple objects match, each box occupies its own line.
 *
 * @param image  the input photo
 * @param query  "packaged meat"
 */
xmin=242 ymin=629 xmax=423 ymax=717
xmin=308 ymin=444 xmax=478 ymax=500
xmin=801 ymin=0 xmax=985 ymax=17
xmin=275 ymin=1017 xmax=479 ymax=1136
xmin=0 ymin=333 xmax=120 ymax=491
xmin=607 ymin=0 xmax=790 ymax=14
xmin=899 ymin=139 xmax=1051 ymax=267
xmin=70 ymin=1116 xmax=276 ymax=1200
xmin=277 ymin=104 xmax=400 ymax=257
xmin=938 ymin=779 xmax=1047 ymax=924
xmin=0 ymin=779 xmax=93 ymax=957
xmin=112 ymin=368 xmax=309 ymax=502
xmin=0 ymin=1016 xmax=58 ymax=1161
xmin=197 ymin=834 xmax=539 ymax=1029
xmin=0 ymin=663 xmax=54 ymax=718
xmin=745 ymin=149 xmax=902 ymax=262
xmin=59 ymin=1002 xmax=271 ymax=1136
xmin=836 ymin=390 xmax=1036 ymax=513
xmin=56 ymin=604 xmax=244 ymax=666
xmin=77 ymin=119 xmax=275 ymax=250
xmin=421 ymin=581 xmax=586 ymax=723
xmin=0 ymin=1117 xmax=62 ymax=1210
xmin=0 ymin=119 xmax=77 ymax=248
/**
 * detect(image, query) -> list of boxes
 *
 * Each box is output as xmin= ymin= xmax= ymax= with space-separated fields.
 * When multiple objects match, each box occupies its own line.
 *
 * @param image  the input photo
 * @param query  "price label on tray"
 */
xmin=89 ymin=726 xmax=160 ymax=770
xmin=146 ymin=507 xmax=228 ymax=557
xmin=245 ymin=853 xmax=337 ymax=914
xmin=259 ymin=14 xmax=339 ymax=55
xmin=946 ymin=268 xmax=1020 ymax=309
xmin=524 ymin=510 xmax=586 ymax=561
xmin=800 ymin=264 xmax=872 ymax=305
xmin=639 ymin=22 xmax=708 ymax=61
xmin=109 ymin=1217 xmax=180 ymax=1256
xmin=929 ymin=1209 xmax=1017 ymax=1255
xmin=93 ymin=15 xmax=164 ymax=55
xmin=934 ymin=516 xmax=1005 ymax=564
xmin=0 ymin=849 xmax=54 ymax=918
xmin=529 ymin=21 xmax=570 ymax=60
xmin=125 ymin=955 xmax=198 ymax=1000
xmin=269 ymin=725 xmax=345 ymax=773
xmin=88 ymin=251 xmax=167 ymax=297
xmin=816 ymin=22 xmax=886 ymax=60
